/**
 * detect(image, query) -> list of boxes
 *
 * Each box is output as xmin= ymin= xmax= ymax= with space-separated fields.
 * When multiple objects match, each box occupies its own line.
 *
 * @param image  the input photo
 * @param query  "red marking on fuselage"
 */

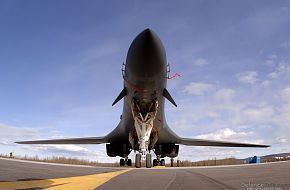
xmin=123 ymin=76 xmax=146 ymax=94
xmin=167 ymin=73 xmax=181 ymax=80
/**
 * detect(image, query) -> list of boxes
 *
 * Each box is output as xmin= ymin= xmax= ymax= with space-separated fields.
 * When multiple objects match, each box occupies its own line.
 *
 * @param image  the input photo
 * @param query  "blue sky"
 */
xmin=1 ymin=0 xmax=290 ymax=162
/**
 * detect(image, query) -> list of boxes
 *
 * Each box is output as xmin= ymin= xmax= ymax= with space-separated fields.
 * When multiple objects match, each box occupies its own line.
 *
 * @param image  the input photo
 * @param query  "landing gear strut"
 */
xmin=170 ymin=158 xmax=174 ymax=167
xmin=131 ymin=99 xmax=158 ymax=168
xmin=177 ymin=160 xmax=180 ymax=167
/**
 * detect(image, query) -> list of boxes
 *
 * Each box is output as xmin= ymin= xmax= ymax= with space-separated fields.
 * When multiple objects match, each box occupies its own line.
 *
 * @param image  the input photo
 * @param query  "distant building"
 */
xmin=249 ymin=156 xmax=261 ymax=164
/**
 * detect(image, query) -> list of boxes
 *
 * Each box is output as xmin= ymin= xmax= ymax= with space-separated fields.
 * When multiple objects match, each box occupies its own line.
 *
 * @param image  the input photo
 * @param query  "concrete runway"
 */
xmin=1 ymin=157 xmax=290 ymax=190
xmin=0 ymin=157 xmax=124 ymax=182
xmin=98 ymin=162 xmax=290 ymax=190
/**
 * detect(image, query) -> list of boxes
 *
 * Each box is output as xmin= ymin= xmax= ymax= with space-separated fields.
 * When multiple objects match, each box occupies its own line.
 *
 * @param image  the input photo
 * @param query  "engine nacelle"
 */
xmin=106 ymin=143 xmax=131 ymax=157
xmin=154 ymin=143 xmax=179 ymax=158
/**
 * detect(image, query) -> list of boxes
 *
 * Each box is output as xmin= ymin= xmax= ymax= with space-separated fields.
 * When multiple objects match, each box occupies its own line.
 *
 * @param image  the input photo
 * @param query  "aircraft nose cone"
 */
xmin=125 ymin=28 xmax=167 ymax=79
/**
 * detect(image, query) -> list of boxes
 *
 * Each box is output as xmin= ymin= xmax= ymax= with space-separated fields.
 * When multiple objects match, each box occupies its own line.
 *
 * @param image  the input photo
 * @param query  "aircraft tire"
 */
xmin=153 ymin=159 xmax=158 ymax=167
xmin=120 ymin=158 xmax=125 ymax=166
xmin=146 ymin=154 xmax=152 ymax=168
xmin=135 ymin=154 xmax=141 ymax=168
xmin=161 ymin=159 xmax=165 ymax=166
xmin=127 ymin=159 xmax=132 ymax=166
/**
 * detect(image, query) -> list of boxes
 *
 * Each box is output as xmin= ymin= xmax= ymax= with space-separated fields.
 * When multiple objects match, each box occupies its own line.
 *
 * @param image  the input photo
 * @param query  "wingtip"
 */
xmin=251 ymin=144 xmax=270 ymax=148
xmin=15 ymin=141 xmax=34 ymax=144
xmin=257 ymin=143 xmax=271 ymax=148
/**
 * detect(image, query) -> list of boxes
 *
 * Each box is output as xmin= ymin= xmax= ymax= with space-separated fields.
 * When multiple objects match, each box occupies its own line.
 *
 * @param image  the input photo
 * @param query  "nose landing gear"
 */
xmin=131 ymin=99 xmax=158 ymax=168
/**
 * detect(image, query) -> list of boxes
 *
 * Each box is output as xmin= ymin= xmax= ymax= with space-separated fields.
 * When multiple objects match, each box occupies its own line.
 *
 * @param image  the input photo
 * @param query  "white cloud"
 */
xmin=17 ymin=143 xmax=113 ymax=162
xmin=178 ymin=145 xmax=242 ymax=161
xmin=241 ymin=105 xmax=275 ymax=123
xmin=261 ymin=80 xmax=271 ymax=87
xmin=236 ymin=71 xmax=259 ymax=84
xmin=264 ymin=54 xmax=277 ymax=66
xmin=183 ymin=82 xmax=214 ymax=95
xmin=193 ymin=58 xmax=209 ymax=66
xmin=268 ymin=72 xmax=278 ymax=79
xmin=0 ymin=124 xmax=38 ymax=145
xmin=31 ymin=144 xmax=90 ymax=153
xmin=195 ymin=128 xmax=266 ymax=147
xmin=269 ymin=54 xmax=277 ymax=59
xmin=276 ymin=138 xmax=288 ymax=144
xmin=0 ymin=124 xmax=108 ymax=161
xmin=170 ymin=84 xmax=290 ymax=160
xmin=214 ymin=88 xmax=235 ymax=100
xmin=281 ymin=86 xmax=290 ymax=102
xmin=268 ymin=61 xmax=290 ymax=79
xmin=196 ymin=128 xmax=250 ymax=141
xmin=49 ymin=130 xmax=65 ymax=138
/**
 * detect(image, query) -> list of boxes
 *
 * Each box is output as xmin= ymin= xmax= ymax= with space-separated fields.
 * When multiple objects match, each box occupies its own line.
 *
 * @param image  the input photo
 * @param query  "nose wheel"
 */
xmin=146 ymin=154 xmax=152 ymax=168
xmin=135 ymin=153 xmax=152 ymax=168
xmin=135 ymin=154 xmax=141 ymax=168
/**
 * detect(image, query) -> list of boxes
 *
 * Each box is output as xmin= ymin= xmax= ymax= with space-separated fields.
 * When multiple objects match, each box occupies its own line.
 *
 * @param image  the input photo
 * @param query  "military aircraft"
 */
xmin=16 ymin=28 xmax=269 ymax=168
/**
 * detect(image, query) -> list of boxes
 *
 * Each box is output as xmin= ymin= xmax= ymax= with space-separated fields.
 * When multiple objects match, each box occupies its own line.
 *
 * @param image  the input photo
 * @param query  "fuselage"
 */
xmin=124 ymin=28 xmax=167 ymax=129
xmin=106 ymin=29 xmax=178 ymax=148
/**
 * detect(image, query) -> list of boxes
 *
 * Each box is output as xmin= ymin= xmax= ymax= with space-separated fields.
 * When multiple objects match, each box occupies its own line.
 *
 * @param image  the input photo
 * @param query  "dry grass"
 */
xmin=262 ymin=157 xmax=290 ymax=163
xmin=168 ymin=157 xmax=244 ymax=167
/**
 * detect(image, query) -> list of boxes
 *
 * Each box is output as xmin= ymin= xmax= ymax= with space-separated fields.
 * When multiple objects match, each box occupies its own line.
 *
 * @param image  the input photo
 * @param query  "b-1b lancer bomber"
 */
xmin=17 ymin=29 xmax=269 ymax=168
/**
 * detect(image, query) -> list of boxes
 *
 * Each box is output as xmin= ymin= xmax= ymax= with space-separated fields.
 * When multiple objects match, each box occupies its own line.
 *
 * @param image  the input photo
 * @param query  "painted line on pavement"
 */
xmin=0 ymin=169 xmax=130 ymax=190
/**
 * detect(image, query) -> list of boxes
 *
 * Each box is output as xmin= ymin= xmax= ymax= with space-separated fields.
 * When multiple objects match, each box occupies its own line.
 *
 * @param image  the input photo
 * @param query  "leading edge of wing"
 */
xmin=177 ymin=137 xmax=270 ymax=148
xmin=15 ymin=136 xmax=107 ymax=144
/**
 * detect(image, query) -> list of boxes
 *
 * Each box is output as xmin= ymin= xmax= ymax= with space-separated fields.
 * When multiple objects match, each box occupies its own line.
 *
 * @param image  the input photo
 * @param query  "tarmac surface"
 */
xmin=0 ymin=157 xmax=123 ymax=182
xmin=0 ymin=157 xmax=290 ymax=190
xmin=98 ymin=162 xmax=290 ymax=190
